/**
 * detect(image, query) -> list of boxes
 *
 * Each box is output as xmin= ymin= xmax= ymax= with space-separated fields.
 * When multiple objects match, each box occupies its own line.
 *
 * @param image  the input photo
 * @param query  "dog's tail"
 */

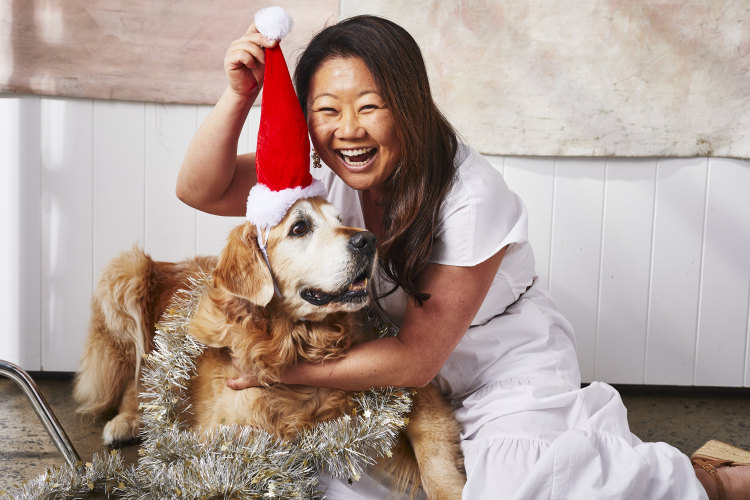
xmin=73 ymin=246 xmax=156 ymax=416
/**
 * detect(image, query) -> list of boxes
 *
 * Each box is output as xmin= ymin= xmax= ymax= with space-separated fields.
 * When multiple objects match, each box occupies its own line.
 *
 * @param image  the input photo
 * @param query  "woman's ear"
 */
xmin=212 ymin=223 xmax=275 ymax=306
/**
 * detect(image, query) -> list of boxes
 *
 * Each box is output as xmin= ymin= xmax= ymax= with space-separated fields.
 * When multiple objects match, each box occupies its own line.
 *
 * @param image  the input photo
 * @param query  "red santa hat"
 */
xmin=246 ymin=6 xmax=326 ymax=231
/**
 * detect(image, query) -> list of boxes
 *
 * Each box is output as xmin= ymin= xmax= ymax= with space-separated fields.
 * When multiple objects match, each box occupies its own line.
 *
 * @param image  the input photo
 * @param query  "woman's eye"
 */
xmin=360 ymin=104 xmax=379 ymax=112
xmin=290 ymin=220 xmax=309 ymax=236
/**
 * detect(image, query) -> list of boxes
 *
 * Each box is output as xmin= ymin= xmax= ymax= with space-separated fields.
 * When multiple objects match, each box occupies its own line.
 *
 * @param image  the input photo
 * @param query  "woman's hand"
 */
xmin=224 ymin=23 xmax=278 ymax=97
xmin=226 ymin=356 xmax=261 ymax=390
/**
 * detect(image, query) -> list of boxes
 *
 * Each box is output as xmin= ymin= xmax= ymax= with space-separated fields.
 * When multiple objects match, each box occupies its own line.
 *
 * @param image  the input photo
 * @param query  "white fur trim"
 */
xmin=246 ymin=179 xmax=327 ymax=229
xmin=254 ymin=6 xmax=293 ymax=40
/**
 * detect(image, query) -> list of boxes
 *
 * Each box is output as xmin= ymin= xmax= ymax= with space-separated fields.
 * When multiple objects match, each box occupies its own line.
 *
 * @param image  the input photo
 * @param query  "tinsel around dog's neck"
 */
xmin=3 ymin=273 xmax=412 ymax=499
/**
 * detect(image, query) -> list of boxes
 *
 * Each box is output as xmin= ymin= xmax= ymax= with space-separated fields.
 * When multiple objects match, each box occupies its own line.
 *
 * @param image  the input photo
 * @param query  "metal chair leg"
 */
xmin=0 ymin=359 xmax=81 ymax=469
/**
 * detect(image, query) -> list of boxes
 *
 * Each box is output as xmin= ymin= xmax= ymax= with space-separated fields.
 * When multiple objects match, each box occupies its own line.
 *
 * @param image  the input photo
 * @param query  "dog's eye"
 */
xmin=290 ymin=220 xmax=309 ymax=236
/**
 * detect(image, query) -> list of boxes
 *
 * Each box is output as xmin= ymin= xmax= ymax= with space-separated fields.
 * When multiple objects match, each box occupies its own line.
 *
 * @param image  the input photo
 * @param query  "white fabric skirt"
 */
xmin=458 ymin=380 xmax=707 ymax=499
xmin=318 ymin=379 xmax=706 ymax=499
xmin=318 ymin=283 xmax=706 ymax=499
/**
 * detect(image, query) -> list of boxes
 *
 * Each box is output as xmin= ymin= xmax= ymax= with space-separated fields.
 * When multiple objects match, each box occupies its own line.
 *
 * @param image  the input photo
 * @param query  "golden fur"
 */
xmin=74 ymin=197 xmax=465 ymax=499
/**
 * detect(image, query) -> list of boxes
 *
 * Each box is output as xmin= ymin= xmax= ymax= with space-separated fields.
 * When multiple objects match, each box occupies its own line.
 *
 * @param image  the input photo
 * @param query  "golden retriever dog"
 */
xmin=73 ymin=196 xmax=465 ymax=499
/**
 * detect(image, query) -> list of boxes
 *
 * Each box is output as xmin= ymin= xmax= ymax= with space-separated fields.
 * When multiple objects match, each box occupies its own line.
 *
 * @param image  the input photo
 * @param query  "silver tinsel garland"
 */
xmin=2 ymin=274 xmax=412 ymax=499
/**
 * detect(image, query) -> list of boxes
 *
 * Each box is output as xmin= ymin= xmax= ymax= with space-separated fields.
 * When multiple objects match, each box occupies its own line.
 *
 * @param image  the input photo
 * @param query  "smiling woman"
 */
xmin=174 ymin=9 xmax=749 ymax=500
xmin=294 ymin=17 xmax=459 ymax=306
xmin=305 ymin=57 xmax=402 ymax=193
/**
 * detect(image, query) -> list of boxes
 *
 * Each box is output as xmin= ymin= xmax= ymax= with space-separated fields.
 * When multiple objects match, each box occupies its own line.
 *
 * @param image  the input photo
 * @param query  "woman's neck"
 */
xmin=360 ymin=189 xmax=385 ymax=242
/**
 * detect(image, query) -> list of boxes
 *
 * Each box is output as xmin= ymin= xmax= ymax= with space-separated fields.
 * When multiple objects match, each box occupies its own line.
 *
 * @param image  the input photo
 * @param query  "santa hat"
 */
xmin=245 ymin=6 xmax=326 ymax=231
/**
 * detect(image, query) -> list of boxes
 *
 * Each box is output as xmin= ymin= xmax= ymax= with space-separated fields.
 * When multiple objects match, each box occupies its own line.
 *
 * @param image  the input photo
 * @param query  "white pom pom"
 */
xmin=246 ymin=180 xmax=327 ymax=229
xmin=254 ymin=6 xmax=293 ymax=40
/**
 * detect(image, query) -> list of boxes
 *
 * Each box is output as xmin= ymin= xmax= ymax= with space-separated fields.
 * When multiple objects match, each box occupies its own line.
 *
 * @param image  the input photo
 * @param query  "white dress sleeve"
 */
xmin=430 ymin=145 xmax=528 ymax=267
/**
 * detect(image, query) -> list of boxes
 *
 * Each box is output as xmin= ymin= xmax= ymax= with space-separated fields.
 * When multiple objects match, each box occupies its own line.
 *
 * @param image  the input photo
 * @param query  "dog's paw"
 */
xmin=102 ymin=413 xmax=141 ymax=446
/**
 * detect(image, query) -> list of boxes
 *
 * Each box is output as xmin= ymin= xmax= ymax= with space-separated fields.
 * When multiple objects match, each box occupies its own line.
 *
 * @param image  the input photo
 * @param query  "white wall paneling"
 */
xmin=546 ymin=159 xmax=606 ymax=382
xmin=41 ymin=97 xmax=94 ymax=371
xmin=503 ymin=157 xmax=556 ymax=291
xmin=4 ymin=94 xmax=750 ymax=386
xmin=595 ymin=159 xmax=657 ymax=384
xmin=695 ymin=159 xmax=750 ymax=387
xmin=92 ymin=99 xmax=146 ymax=279
xmin=645 ymin=159 xmax=708 ymax=385
xmin=193 ymin=104 xmax=258 ymax=257
xmin=0 ymin=95 xmax=42 ymax=369
xmin=144 ymin=104 xmax=199 ymax=261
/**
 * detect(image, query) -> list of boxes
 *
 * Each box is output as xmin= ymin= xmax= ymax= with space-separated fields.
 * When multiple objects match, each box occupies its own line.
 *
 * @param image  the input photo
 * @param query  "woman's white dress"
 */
xmin=311 ymin=145 xmax=706 ymax=499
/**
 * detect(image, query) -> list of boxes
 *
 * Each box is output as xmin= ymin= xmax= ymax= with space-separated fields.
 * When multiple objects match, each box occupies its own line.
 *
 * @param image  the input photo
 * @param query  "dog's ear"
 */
xmin=212 ymin=223 xmax=275 ymax=306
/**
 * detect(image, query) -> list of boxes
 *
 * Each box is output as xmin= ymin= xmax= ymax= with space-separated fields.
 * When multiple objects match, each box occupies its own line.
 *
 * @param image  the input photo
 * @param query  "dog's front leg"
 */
xmin=405 ymin=385 xmax=466 ymax=499
xmin=102 ymin=380 xmax=141 ymax=445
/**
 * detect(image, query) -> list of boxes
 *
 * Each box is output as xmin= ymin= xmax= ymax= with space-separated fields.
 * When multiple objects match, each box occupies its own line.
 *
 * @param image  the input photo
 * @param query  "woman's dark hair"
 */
xmin=294 ymin=15 xmax=458 ymax=305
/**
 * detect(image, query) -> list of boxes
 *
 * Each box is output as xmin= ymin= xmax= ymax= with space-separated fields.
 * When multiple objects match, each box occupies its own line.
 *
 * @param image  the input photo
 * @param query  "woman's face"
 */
xmin=306 ymin=57 xmax=401 ymax=194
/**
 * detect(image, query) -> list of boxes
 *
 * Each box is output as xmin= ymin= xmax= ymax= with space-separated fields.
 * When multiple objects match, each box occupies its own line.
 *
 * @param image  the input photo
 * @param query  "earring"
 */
xmin=311 ymin=150 xmax=322 ymax=168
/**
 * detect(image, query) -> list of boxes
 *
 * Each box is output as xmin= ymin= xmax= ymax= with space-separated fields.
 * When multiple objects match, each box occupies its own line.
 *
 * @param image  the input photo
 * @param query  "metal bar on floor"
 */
xmin=0 ymin=359 xmax=81 ymax=469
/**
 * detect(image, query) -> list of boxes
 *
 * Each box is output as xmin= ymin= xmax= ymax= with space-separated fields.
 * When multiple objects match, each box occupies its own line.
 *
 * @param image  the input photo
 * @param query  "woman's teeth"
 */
xmin=339 ymin=148 xmax=375 ymax=166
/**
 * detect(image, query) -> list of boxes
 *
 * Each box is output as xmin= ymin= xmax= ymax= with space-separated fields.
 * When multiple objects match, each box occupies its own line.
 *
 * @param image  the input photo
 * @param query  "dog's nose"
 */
xmin=349 ymin=231 xmax=376 ymax=256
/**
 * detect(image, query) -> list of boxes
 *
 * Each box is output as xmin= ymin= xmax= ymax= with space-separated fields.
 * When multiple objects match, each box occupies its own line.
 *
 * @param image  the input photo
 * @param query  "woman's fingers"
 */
xmin=226 ymin=356 xmax=260 ymax=390
xmin=243 ymin=22 xmax=279 ymax=47
xmin=226 ymin=373 xmax=259 ymax=390
xmin=223 ymin=23 xmax=280 ymax=96
xmin=243 ymin=22 xmax=260 ymax=37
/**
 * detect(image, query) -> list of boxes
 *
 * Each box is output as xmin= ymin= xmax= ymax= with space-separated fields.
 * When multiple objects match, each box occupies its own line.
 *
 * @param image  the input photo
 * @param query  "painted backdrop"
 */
xmin=3 ymin=0 xmax=749 ymax=157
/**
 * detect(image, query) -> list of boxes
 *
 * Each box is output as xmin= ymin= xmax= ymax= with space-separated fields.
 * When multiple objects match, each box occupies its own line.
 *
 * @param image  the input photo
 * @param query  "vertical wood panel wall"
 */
xmin=2 ymin=94 xmax=749 ymax=387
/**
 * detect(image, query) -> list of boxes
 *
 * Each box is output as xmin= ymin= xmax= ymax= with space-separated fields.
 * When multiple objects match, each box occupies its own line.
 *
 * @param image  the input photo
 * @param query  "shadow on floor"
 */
xmin=1 ymin=374 xmax=749 ymax=491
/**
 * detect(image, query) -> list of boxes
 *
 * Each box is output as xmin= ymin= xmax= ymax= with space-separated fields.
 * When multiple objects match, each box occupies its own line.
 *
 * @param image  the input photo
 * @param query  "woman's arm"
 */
xmin=176 ymin=24 xmax=275 ymax=216
xmin=229 ymin=247 xmax=505 ymax=390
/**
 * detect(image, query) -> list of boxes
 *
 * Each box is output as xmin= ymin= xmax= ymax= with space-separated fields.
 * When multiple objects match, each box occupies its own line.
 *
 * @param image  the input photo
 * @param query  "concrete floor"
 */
xmin=1 ymin=374 xmax=749 ymax=492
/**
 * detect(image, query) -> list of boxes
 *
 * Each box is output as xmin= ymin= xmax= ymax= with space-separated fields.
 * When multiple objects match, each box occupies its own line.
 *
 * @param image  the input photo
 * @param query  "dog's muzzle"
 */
xmin=300 ymin=231 xmax=377 ymax=306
